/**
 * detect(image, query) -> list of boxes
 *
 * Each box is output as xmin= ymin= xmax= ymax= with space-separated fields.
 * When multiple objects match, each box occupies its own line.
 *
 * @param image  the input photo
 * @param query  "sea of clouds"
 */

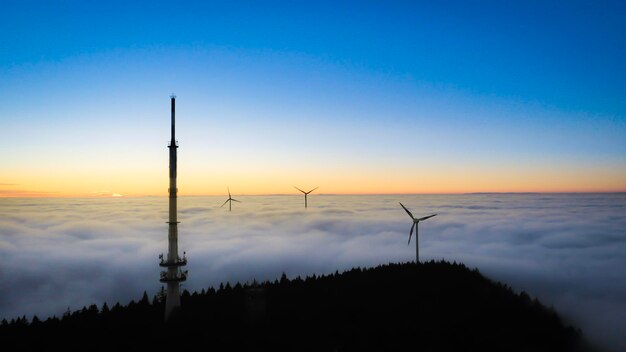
xmin=1 ymin=194 xmax=625 ymax=350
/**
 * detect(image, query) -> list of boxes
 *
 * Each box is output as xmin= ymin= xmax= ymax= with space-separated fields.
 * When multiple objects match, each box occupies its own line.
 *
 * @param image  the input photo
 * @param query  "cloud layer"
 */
xmin=1 ymin=194 xmax=625 ymax=350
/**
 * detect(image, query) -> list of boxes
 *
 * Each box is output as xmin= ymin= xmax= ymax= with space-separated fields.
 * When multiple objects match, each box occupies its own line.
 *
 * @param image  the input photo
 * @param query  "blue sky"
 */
xmin=1 ymin=0 xmax=625 ymax=195
xmin=3 ymin=0 xmax=625 ymax=113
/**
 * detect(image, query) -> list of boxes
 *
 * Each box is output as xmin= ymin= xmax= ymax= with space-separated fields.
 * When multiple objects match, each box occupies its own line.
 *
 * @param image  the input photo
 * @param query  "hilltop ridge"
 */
xmin=1 ymin=261 xmax=590 ymax=351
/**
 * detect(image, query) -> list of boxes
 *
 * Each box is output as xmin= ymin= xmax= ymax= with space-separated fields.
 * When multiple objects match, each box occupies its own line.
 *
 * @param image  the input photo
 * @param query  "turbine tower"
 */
xmin=294 ymin=186 xmax=318 ymax=208
xmin=159 ymin=94 xmax=187 ymax=321
xmin=221 ymin=187 xmax=241 ymax=211
xmin=399 ymin=202 xmax=437 ymax=263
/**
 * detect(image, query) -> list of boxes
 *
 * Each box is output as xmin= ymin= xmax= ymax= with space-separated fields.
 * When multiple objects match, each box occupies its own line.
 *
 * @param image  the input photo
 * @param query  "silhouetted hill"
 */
xmin=1 ymin=261 xmax=591 ymax=351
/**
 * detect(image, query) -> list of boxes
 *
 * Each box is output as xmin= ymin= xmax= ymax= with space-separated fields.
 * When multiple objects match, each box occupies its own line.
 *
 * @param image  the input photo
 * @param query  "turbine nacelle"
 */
xmin=413 ymin=214 xmax=437 ymax=223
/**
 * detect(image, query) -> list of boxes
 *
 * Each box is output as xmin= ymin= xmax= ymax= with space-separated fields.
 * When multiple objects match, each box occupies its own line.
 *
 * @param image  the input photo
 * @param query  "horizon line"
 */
xmin=1 ymin=191 xmax=625 ymax=199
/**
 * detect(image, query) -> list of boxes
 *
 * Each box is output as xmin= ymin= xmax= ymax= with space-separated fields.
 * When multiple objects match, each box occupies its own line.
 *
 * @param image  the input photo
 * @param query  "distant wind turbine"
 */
xmin=221 ymin=187 xmax=241 ymax=212
xmin=294 ymin=186 xmax=318 ymax=208
xmin=399 ymin=202 xmax=437 ymax=263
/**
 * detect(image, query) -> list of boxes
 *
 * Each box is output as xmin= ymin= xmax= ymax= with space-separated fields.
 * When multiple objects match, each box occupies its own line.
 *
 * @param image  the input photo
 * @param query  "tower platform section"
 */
xmin=160 ymin=270 xmax=188 ymax=283
xmin=159 ymin=256 xmax=187 ymax=267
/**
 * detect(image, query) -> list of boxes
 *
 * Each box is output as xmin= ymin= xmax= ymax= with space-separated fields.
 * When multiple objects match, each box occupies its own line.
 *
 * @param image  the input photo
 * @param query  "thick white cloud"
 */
xmin=0 ymin=194 xmax=625 ymax=351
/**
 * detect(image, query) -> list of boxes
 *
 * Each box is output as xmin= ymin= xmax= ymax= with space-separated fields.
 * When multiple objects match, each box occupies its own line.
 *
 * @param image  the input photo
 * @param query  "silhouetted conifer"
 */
xmin=18 ymin=315 xmax=28 ymax=325
xmin=88 ymin=304 xmax=99 ymax=314
xmin=31 ymin=316 xmax=40 ymax=325
xmin=140 ymin=291 xmax=150 ymax=306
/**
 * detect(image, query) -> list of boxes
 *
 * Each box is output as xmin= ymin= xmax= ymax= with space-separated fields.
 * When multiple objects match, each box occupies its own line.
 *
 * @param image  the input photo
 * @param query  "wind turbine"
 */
xmin=221 ymin=187 xmax=241 ymax=212
xmin=399 ymin=202 xmax=437 ymax=263
xmin=294 ymin=186 xmax=318 ymax=208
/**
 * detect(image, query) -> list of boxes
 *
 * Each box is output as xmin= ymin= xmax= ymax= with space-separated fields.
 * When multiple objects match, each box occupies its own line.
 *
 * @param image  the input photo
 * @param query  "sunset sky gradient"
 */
xmin=1 ymin=1 xmax=625 ymax=196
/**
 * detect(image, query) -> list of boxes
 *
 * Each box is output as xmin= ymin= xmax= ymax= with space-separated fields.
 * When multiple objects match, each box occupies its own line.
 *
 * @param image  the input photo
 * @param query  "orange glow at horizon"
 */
xmin=2 ymin=162 xmax=625 ymax=197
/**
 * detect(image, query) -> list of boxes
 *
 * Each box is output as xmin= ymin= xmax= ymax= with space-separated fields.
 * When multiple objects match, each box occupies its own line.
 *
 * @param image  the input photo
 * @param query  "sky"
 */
xmin=1 ymin=194 xmax=625 ymax=350
xmin=1 ymin=0 xmax=626 ymax=196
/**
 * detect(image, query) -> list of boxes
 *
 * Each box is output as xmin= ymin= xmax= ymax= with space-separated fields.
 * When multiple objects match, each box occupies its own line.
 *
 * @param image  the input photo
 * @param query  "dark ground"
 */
xmin=1 ymin=261 xmax=594 ymax=351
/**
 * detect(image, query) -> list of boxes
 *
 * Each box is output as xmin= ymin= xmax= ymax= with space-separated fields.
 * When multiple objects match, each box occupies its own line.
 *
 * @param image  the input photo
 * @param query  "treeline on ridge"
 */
xmin=0 ymin=261 xmax=590 ymax=351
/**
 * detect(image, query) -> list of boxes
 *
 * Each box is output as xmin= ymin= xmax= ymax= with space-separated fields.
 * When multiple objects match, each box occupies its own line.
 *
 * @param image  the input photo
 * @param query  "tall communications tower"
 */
xmin=159 ymin=94 xmax=187 ymax=321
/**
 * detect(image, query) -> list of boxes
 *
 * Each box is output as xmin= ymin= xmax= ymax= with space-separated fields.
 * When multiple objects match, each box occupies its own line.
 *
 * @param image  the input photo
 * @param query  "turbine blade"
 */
xmin=232 ymin=199 xmax=241 ymax=203
xmin=408 ymin=223 xmax=415 ymax=245
xmin=220 ymin=199 xmax=230 ymax=207
xmin=228 ymin=187 xmax=231 ymax=198
xmin=307 ymin=187 xmax=319 ymax=194
xmin=294 ymin=186 xmax=306 ymax=194
xmin=417 ymin=214 xmax=437 ymax=221
xmin=399 ymin=202 xmax=415 ymax=219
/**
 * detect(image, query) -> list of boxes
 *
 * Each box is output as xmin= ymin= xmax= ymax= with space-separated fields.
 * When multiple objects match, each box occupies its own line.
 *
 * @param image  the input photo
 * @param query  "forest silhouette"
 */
xmin=1 ymin=261 xmax=591 ymax=351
